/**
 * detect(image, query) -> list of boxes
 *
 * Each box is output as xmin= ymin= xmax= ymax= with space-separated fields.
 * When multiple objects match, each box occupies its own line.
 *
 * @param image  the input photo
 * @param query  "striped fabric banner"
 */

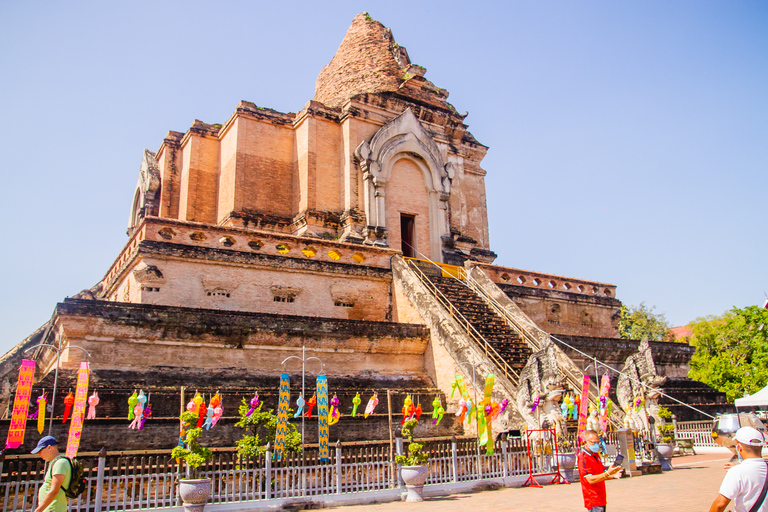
xmin=317 ymin=375 xmax=329 ymax=461
xmin=5 ymin=360 xmax=36 ymax=449
xmin=66 ymin=362 xmax=90 ymax=458
xmin=274 ymin=374 xmax=290 ymax=460
xmin=577 ymin=374 xmax=591 ymax=441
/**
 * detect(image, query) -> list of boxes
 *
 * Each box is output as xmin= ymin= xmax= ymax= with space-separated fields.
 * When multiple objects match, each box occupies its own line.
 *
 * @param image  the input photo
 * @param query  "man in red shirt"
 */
xmin=579 ymin=430 xmax=623 ymax=511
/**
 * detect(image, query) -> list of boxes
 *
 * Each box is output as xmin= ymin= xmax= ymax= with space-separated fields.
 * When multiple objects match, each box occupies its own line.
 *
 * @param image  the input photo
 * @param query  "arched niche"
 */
xmin=355 ymin=109 xmax=453 ymax=261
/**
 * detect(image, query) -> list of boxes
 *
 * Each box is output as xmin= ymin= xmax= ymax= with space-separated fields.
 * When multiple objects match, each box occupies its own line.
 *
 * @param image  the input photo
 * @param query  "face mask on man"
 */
xmin=589 ymin=443 xmax=601 ymax=453
xmin=736 ymin=444 xmax=743 ymax=463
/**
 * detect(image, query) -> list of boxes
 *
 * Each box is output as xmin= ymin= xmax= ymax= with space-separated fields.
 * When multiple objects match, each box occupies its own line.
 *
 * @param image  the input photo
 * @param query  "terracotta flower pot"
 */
xmin=179 ymin=478 xmax=212 ymax=512
xmin=400 ymin=464 xmax=429 ymax=502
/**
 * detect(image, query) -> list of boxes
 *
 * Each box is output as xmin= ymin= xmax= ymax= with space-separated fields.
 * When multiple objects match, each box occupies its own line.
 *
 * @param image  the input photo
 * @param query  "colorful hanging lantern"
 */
xmin=328 ymin=394 xmax=340 ymax=425
xmin=400 ymin=395 xmax=413 ymax=425
xmin=363 ymin=392 xmax=378 ymax=418
xmin=86 ymin=391 xmax=99 ymax=420
xmin=305 ymin=394 xmax=317 ymax=419
xmin=246 ymin=392 xmax=260 ymax=417
xmin=62 ymin=391 xmax=75 ymax=423
xmin=351 ymin=392 xmax=361 ymax=417
xmin=294 ymin=395 xmax=305 ymax=418
xmin=138 ymin=402 xmax=152 ymax=430
xmin=127 ymin=390 xmax=138 ymax=420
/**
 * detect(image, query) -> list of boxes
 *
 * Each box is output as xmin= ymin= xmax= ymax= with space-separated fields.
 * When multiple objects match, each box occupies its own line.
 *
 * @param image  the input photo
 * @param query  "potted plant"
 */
xmin=172 ymin=411 xmax=213 ymax=512
xmin=395 ymin=419 xmax=429 ymax=502
xmin=556 ymin=435 xmax=577 ymax=482
xmin=655 ymin=407 xmax=675 ymax=470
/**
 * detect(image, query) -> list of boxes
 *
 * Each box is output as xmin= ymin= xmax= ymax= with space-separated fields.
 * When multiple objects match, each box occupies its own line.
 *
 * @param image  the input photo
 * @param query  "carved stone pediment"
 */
xmin=128 ymin=149 xmax=161 ymax=235
xmin=132 ymin=264 xmax=165 ymax=285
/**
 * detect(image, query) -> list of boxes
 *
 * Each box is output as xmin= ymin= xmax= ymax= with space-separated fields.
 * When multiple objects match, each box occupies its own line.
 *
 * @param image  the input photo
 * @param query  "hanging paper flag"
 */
xmin=86 ymin=392 xmax=99 ymax=420
xmin=304 ymin=394 xmax=316 ymax=419
xmin=274 ymin=374 xmax=290 ymax=460
xmin=432 ymin=397 xmax=445 ymax=426
xmin=66 ymin=362 xmax=90 ymax=458
xmin=351 ymin=393 xmax=361 ymax=417
xmin=294 ymin=395 xmax=305 ymax=418
xmin=577 ymin=375 xmax=591 ymax=442
xmin=5 ymin=360 xmax=36 ymax=450
xmin=363 ymin=392 xmax=378 ymax=418
xmin=36 ymin=392 xmax=48 ymax=434
xmin=317 ymin=375 xmax=329 ymax=461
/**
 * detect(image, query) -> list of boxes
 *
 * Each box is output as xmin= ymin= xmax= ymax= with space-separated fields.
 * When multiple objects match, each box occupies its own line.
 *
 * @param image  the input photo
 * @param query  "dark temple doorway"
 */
xmin=400 ymin=214 xmax=416 ymax=258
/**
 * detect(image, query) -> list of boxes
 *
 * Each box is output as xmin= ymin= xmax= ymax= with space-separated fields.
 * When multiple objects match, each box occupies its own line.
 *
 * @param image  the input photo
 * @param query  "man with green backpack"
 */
xmin=31 ymin=436 xmax=72 ymax=512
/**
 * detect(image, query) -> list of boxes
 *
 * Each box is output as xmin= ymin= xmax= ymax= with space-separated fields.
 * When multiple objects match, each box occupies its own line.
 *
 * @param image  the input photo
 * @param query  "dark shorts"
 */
xmin=588 ymin=507 xmax=606 ymax=512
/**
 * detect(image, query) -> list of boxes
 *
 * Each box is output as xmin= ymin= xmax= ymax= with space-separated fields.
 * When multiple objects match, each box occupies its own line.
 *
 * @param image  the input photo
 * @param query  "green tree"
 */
xmin=234 ymin=397 xmax=301 ymax=459
xmin=618 ymin=302 xmax=671 ymax=341
xmin=688 ymin=305 xmax=768 ymax=402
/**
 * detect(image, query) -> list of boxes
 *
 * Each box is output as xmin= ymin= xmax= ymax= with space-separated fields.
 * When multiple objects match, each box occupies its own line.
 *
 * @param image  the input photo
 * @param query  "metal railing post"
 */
xmin=335 ymin=441 xmax=342 ymax=494
xmin=265 ymin=443 xmax=272 ymax=500
xmin=501 ymin=436 xmax=509 ymax=479
xmin=451 ymin=436 xmax=458 ymax=483
xmin=395 ymin=434 xmax=404 ymax=489
xmin=94 ymin=448 xmax=106 ymax=512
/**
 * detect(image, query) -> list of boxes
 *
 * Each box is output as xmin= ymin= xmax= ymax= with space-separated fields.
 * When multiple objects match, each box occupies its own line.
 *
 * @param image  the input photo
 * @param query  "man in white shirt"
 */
xmin=709 ymin=426 xmax=768 ymax=512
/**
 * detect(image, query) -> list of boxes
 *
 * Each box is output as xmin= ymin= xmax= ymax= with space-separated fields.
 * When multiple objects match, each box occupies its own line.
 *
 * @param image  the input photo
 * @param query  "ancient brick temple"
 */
xmin=0 ymin=13 xmax=723 ymax=453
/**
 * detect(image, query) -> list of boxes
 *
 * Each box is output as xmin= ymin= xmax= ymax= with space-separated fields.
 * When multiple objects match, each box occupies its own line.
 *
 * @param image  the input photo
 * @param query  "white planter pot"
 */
xmin=400 ymin=464 xmax=429 ymax=502
xmin=179 ymin=478 xmax=212 ymax=512
xmin=655 ymin=443 xmax=674 ymax=471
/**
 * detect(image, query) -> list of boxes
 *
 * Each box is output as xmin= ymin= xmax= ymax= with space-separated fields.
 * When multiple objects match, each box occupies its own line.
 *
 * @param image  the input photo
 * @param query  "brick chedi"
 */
xmin=0 ymin=13 xmax=716 ymax=454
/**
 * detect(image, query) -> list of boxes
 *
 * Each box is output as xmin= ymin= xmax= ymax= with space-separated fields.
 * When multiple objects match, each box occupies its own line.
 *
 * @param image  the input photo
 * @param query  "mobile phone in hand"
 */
xmin=611 ymin=454 xmax=625 ymax=468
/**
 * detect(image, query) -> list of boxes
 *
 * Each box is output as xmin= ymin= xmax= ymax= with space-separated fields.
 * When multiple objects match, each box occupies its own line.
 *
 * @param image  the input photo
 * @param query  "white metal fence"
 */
xmin=0 ymin=437 xmax=531 ymax=512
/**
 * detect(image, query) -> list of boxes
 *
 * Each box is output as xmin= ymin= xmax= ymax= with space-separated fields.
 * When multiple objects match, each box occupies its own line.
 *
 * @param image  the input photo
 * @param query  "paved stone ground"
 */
xmin=322 ymin=451 xmax=745 ymax=512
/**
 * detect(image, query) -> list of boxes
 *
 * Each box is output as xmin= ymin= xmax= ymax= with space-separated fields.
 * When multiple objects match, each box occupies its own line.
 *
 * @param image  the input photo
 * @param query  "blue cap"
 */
xmin=31 ymin=435 xmax=58 ymax=454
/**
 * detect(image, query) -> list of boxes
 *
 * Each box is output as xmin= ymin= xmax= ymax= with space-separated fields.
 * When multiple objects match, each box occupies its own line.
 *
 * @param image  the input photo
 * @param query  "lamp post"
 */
xmin=281 ymin=346 xmax=324 ymax=496
xmin=454 ymin=354 xmax=489 ymax=472
xmin=24 ymin=336 xmax=91 ymax=435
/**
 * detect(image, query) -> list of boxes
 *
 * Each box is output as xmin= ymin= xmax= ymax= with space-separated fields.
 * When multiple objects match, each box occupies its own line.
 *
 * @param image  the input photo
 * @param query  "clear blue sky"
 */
xmin=1 ymin=1 xmax=766 ymax=355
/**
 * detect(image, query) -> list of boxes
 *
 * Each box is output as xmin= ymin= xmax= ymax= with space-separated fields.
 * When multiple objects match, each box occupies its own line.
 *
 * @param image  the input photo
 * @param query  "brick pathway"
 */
xmin=323 ymin=451 xmax=743 ymax=512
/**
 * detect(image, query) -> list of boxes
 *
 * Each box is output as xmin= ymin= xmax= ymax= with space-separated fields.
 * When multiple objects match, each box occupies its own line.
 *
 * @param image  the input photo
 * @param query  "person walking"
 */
xmin=32 ymin=436 xmax=71 ymax=512
xmin=709 ymin=426 xmax=768 ymax=512
xmin=579 ymin=429 xmax=623 ymax=512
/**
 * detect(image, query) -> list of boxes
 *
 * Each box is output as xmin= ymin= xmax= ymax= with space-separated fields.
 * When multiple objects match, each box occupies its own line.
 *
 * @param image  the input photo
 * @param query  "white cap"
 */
xmin=733 ymin=426 xmax=765 ymax=447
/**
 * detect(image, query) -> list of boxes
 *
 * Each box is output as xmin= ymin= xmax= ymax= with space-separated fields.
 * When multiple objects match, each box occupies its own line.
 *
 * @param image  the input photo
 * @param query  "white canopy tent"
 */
xmin=735 ymin=384 xmax=768 ymax=408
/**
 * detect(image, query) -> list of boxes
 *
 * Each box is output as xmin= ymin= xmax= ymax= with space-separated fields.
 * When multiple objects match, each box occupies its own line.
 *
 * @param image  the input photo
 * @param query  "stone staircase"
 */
xmin=407 ymin=260 xmax=532 ymax=378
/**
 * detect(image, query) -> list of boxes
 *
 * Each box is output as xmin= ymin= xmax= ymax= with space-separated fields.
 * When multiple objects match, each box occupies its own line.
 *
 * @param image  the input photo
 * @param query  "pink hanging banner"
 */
xmin=598 ymin=375 xmax=611 ymax=432
xmin=5 ymin=360 xmax=36 ymax=449
xmin=576 ymin=374 xmax=591 ymax=442
xmin=66 ymin=362 xmax=90 ymax=458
